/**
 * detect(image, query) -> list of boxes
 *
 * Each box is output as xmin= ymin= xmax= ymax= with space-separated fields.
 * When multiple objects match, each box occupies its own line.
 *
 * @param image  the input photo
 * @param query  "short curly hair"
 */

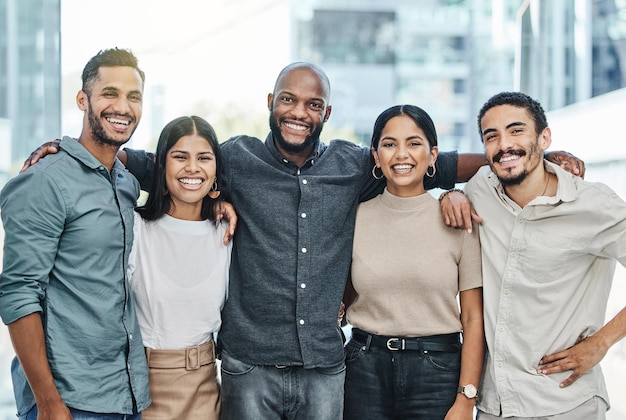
xmin=477 ymin=92 xmax=548 ymax=138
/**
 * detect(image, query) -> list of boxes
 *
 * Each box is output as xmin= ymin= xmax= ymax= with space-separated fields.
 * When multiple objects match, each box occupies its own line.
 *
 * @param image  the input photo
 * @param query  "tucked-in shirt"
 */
xmin=125 ymin=132 xmax=458 ymax=368
xmin=347 ymin=189 xmax=482 ymax=336
xmin=128 ymin=213 xmax=232 ymax=350
xmin=0 ymin=137 xmax=150 ymax=415
xmin=465 ymin=161 xmax=626 ymax=417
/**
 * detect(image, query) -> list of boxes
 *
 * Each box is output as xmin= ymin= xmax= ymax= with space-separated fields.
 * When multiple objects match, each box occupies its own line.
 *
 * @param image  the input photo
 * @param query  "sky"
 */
xmin=60 ymin=0 xmax=291 ymax=147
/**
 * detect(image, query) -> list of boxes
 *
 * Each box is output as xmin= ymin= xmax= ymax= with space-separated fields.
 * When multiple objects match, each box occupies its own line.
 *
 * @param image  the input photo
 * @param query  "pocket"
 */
xmin=316 ymin=359 xmax=346 ymax=376
xmin=220 ymin=350 xmax=256 ymax=376
xmin=425 ymin=348 xmax=461 ymax=372
xmin=344 ymin=338 xmax=365 ymax=364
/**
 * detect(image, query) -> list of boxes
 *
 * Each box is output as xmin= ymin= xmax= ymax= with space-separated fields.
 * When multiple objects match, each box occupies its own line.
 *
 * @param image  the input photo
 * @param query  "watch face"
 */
xmin=464 ymin=384 xmax=477 ymax=398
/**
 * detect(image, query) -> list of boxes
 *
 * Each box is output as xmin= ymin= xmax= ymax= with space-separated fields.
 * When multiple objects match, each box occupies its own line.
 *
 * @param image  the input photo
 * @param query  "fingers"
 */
xmin=20 ymin=142 xmax=60 ymax=173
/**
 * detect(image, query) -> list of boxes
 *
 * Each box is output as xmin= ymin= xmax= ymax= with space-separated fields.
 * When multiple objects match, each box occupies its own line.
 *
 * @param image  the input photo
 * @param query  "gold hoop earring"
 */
xmin=426 ymin=165 xmax=436 ymax=178
xmin=208 ymin=178 xmax=221 ymax=199
xmin=372 ymin=165 xmax=384 ymax=180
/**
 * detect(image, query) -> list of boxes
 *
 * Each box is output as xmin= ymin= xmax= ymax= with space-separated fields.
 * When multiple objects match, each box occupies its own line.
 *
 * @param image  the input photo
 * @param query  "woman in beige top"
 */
xmin=343 ymin=104 xmax=485 ymax=420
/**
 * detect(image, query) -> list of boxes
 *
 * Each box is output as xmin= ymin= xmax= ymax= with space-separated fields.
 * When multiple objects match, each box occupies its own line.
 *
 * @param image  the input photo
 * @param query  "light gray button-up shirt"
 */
xmin=466 ymin=161 xmax=626 ymax=417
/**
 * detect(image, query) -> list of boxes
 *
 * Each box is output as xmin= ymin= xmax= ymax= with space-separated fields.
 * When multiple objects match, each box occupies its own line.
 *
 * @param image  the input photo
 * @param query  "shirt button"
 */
xmin=299 ymin=319 xmax=305 ymax=325
xmin=129 ymin=333 xmax=133 ymax=340
xmin=301 ymin=213 xmax=307 ymax=218
xmin=300 ymin=283 xmax=306 ymax=289
xmin=302 ymin=179 xmax=308 ymax=185
xmin=301 ymin=247 xmax=307 ymax=253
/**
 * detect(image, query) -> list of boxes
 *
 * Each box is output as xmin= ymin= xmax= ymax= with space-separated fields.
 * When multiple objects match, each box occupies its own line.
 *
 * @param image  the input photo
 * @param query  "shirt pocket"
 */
xmin=520 ymin=231 xmax=577 ymax=283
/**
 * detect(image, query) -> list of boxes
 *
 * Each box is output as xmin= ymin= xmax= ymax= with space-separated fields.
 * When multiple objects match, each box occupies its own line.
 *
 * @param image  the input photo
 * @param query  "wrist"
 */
xmin=438 ymin=188 xmax=464 ymax=202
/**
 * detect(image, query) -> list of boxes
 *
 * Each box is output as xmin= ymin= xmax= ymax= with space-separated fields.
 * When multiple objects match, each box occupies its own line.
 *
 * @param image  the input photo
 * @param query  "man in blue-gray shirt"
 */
xmin=0 ymin=49 xmax=150 ymax=420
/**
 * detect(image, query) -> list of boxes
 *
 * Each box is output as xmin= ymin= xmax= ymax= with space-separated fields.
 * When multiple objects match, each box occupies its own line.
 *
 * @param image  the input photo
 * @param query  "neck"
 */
xmin=503 ymin=165 xmax=554 ymax=208
xmin=77 ymin=133 xmax=120 ymax=171
xmin=272 ymin=137 xmax=315 ymax=168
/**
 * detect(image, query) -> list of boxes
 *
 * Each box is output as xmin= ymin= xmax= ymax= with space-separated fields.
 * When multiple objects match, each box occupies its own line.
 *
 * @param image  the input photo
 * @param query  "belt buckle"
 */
xmin=386 ymin=338 xmax=404 ymax=351
xmin=186 ymin=346 xmax=201 ymax=371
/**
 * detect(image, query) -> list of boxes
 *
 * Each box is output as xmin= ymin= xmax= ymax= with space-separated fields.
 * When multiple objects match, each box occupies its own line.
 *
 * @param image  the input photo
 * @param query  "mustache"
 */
xmin=493 ymin=149 xmax=526 ymax=163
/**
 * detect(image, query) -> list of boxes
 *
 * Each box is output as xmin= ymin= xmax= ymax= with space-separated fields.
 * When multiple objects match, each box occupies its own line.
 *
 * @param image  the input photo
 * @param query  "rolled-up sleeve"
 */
xmin=0 ymin=171 xmax=66 ymax=324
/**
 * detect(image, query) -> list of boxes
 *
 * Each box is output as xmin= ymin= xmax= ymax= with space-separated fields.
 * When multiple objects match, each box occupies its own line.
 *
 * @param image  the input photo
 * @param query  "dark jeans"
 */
xmin=344 ymin=330 xmax=461 ymax=420
xmin=220 ymin=349 xmax=345 ymax=420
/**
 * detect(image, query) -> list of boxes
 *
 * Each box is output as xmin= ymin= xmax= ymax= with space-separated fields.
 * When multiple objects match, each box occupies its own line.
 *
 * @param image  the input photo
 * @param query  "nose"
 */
xmin=395 ymin=143 xmax=409 ymax=158
xmin=112 ymin=96 xmax=131 ymax=115
xmin=497 ymin=133 xmax=514 ymax=150
xmin=186 ymin=159 xmax=199 ymax=172
xmin=291 ymin=101 xmax=308 ymax=118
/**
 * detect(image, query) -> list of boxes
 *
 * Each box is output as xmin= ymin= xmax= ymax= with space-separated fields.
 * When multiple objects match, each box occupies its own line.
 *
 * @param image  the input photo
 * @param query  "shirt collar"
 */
xmin=487 ymin=159 xmax=579 ymax=207
xmin=263 ymin=132 xmax=326 ymax=168
xmin=60 ymin=136 xmax=125 ymax=176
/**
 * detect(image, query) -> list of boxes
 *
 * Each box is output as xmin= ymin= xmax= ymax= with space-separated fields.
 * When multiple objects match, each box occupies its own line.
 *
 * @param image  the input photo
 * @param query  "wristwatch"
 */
xmin=457 ymin=384 xmax=478 ymax=399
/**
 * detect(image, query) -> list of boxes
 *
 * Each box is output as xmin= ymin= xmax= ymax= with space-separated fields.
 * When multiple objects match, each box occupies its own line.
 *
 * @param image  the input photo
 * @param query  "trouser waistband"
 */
xmin=145 ymin=339 xmax=216 ymax=370
xmin=351 ymin=328 xmax=460 ymax=352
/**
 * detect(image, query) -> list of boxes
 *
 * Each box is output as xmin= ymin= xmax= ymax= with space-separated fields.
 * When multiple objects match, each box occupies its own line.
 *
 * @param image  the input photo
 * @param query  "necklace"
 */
xmin=540 ymin=173 xmax=550 ymax=196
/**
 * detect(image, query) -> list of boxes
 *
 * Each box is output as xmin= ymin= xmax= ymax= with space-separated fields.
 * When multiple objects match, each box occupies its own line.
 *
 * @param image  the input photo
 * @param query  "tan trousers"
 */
xmin=142 ymin=340 xmax=220 ymax=420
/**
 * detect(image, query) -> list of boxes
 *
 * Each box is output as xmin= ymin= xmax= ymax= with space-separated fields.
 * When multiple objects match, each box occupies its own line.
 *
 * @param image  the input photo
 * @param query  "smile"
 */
xmin=179 ymin=178 xmax=204 ymax=185
xmin=283 ymin=122 xmax=308 ymax=132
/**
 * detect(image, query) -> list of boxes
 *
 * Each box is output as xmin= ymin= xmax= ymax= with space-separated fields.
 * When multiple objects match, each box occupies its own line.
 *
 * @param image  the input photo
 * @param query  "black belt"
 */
xmin=351 ymin=328 xmax=460 ymax=353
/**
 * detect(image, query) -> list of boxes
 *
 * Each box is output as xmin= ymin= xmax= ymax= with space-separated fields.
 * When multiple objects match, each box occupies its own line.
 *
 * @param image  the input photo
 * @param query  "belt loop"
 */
xmin=145 ymin=347 xmax=151 ymax=364
xmin=364 ymin=334 xmax=372 ymax=352
xmin=186 ymin=345 xmax=201 ymax=371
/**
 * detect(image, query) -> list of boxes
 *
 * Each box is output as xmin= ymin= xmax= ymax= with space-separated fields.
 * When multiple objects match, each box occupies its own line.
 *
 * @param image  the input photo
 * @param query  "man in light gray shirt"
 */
xmin=453 ymin=92 xmax=626 ymax=419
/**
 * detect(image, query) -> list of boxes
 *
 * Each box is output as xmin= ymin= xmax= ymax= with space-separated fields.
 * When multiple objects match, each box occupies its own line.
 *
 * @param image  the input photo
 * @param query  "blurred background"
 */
xmin=1 ymin=0 xmax=625 ymax=417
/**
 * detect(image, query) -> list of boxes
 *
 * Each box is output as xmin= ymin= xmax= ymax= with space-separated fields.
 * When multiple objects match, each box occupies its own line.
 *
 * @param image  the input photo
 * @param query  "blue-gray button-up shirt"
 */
xmin=125 ymin=133 xmax=457 ymax=368
xmin=0 ymin=137 xmax=150 ymax=415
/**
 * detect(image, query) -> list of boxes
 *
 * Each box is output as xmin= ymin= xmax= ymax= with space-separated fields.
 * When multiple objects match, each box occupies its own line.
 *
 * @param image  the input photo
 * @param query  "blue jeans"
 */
xmin=21 ymin=405 xmax=141 ymax=420
xmin=219 ymin=349 xmax=345 ymax=420
xmin=343 ymin=331 xmax=461 ymax=420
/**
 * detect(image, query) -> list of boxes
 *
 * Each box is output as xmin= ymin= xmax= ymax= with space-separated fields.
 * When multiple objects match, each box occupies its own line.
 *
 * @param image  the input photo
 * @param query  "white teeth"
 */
xmin=500 ymin=155 xmax=519 ymax=162
xmin=284 ymin=122 xmax=307 ymax=131
xmin=393 ymin=165 xmax=413 ymax=171
xmin=107 ymin=117 xmax=129 ymax=125
xmin=179 ymin=178 xmax=202 ymax=185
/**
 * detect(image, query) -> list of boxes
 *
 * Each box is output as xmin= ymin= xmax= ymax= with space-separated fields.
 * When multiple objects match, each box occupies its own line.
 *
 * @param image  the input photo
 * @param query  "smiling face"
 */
xmin=165 ymin=134 xmax=217 ymax=220
xmin=267 ymin=65 xmax=331 ymax=158
xmin=481 ymin=104 xmax=551 ymax=186
xmin=77 ymin=66 xmax=143 ymax=148
xmin=373 ymin=115 xmax=438 ymax=197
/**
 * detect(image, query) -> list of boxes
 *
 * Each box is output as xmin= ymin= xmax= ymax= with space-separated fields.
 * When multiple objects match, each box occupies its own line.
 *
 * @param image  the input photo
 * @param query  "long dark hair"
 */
xmin=136 ymin=116 xmax=221 ymax=221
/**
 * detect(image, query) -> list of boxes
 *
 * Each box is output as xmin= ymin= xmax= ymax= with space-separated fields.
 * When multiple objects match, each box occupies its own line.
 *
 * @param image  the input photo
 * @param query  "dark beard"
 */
xmin=491 ymin=142 xmax=542 ymax=186
xmin=87 ymin=102 xmax=135 ymax=148
xmin=269 ymin=113 xmax=323 ymax=154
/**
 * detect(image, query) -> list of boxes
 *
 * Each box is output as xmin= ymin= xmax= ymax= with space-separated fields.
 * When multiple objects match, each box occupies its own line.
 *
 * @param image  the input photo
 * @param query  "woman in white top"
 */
xmin=343 ymin=105 xmax=484 ymax=420
xmin=128 ymin=116 xmax=232 ymax=419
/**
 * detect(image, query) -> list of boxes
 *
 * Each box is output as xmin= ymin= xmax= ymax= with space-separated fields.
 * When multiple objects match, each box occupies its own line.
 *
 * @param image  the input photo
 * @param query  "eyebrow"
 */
xmin=169 ymin=149 xmax=215 ymax=155
xmin=481 ymin=121 xmax=526 ymax=137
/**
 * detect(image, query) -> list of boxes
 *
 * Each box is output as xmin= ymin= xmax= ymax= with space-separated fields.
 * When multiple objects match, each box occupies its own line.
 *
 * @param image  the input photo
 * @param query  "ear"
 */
xmin=267 ymin=93 xmax=274 ymax=111
xmin=539 ymin=127 xmax=552 ymax=151
xmin=76 ymin=90 xmax=88 ymax=111
xmin=323 ymin=105 xmax=332 ymax=122
xmin=429 ymin=145 xmax=439 ymax=167
xmin=371 ymin=147 xmax=381 ymax=167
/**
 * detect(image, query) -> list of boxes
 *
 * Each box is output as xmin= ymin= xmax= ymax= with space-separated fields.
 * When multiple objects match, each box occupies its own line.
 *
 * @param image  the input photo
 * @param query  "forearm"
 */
xmin=456 ymin=153 xmax=487 ymax=183
xmin=593 ymin=305 xmax=626 ymax=352
xmin=458 ymin=288 xmax=485 ymax=392
xmin=8 ymin=313 xmax=64 ymax=407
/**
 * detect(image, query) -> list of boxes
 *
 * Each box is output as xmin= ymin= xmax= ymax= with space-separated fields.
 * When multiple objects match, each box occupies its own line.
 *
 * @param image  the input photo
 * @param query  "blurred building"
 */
xmin=0 ymin=0 xmax=61 ymax=181
xmin=290 ymin=0 xmax=524 ymax=152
